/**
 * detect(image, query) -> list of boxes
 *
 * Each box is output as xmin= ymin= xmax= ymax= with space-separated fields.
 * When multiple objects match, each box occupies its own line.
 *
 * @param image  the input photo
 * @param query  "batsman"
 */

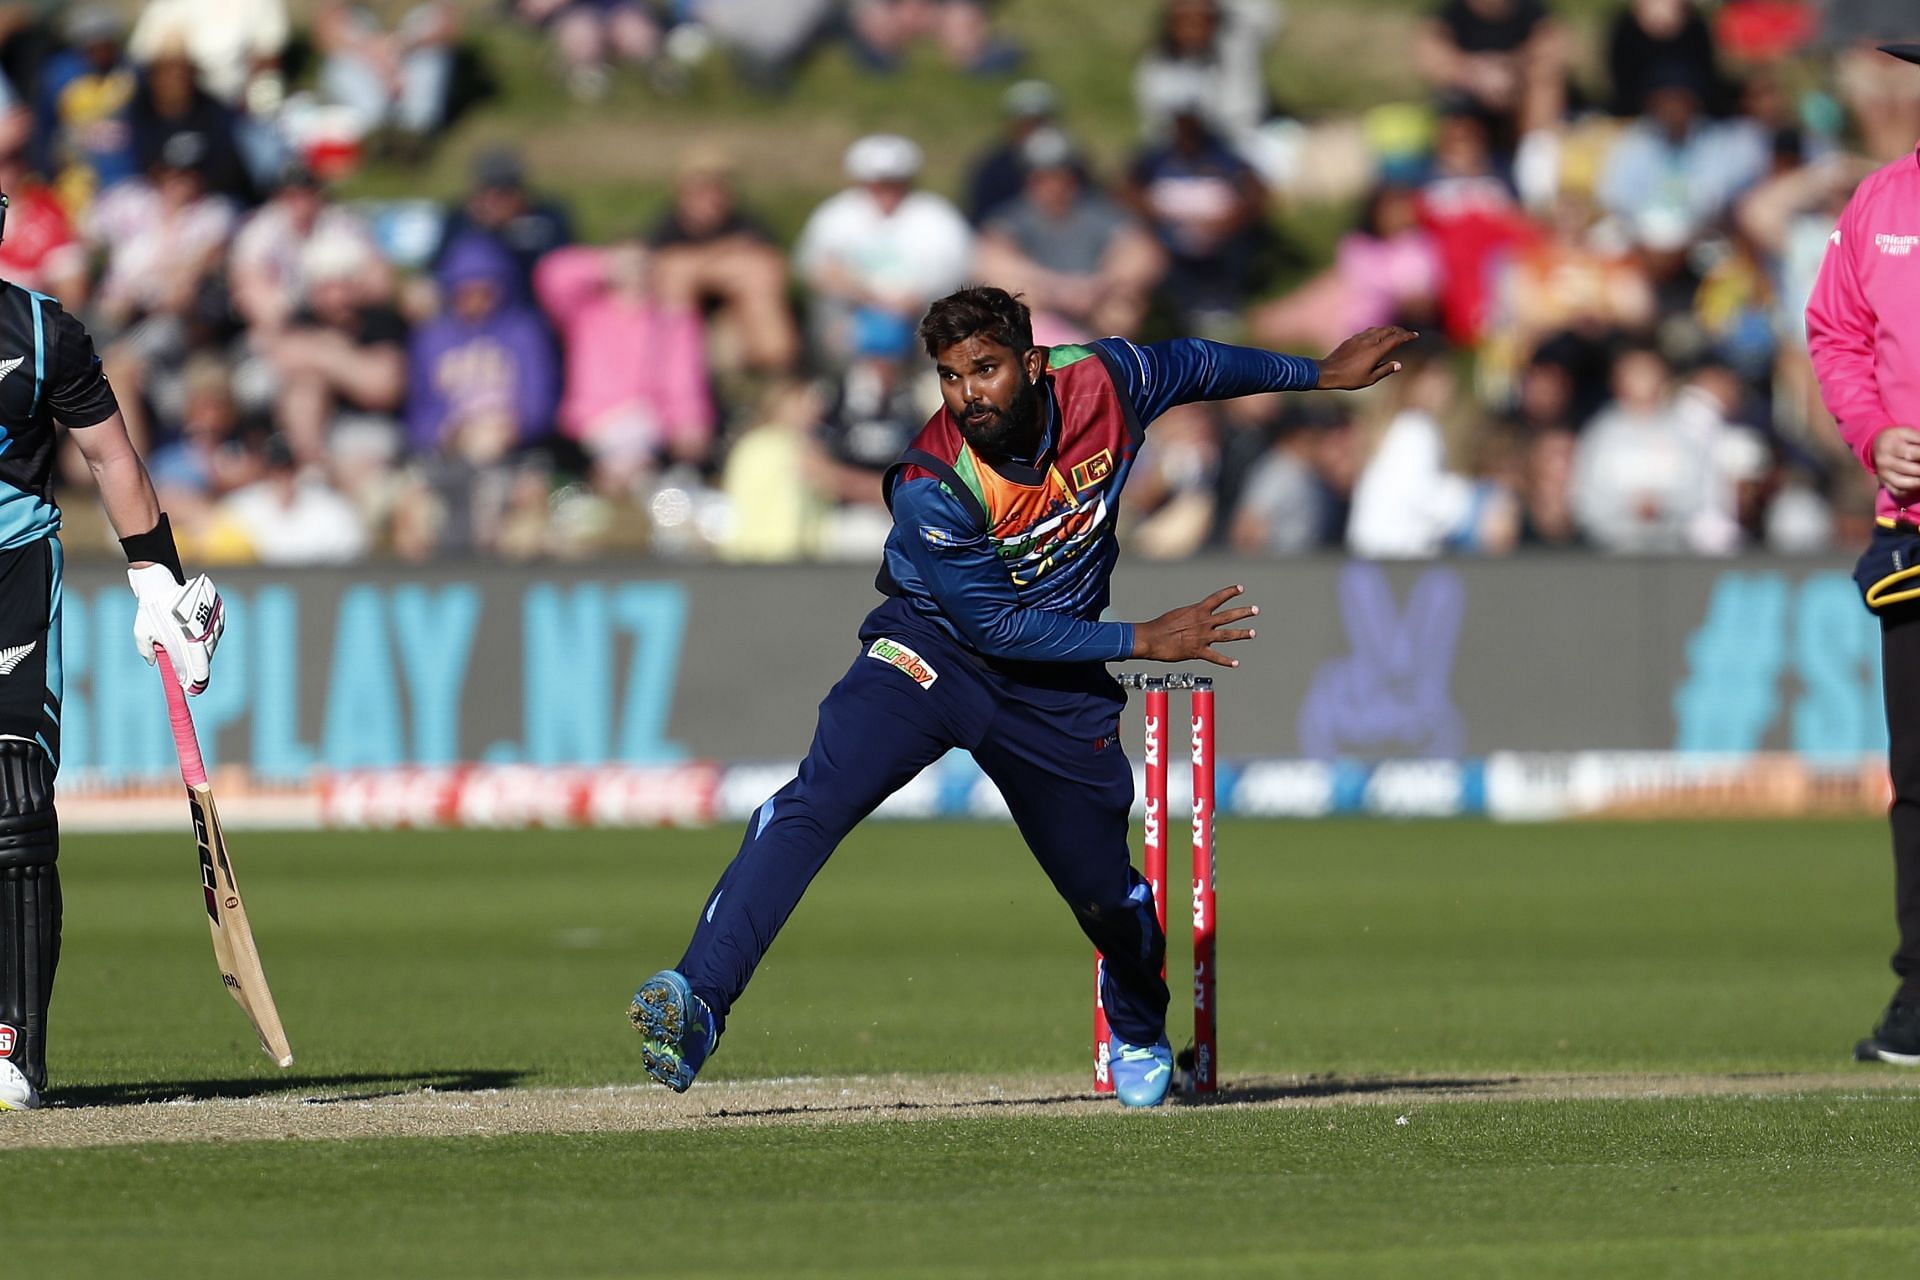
xmin=632 ymin=286 xmax=1411 ymax=1106
xmin=0 ymin=194 xmax=225 ymax=1111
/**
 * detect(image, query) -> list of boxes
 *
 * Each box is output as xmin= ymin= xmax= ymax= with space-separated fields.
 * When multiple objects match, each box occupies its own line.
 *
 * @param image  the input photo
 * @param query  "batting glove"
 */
xmin=129 ymin=565 xmax=225 ymax=695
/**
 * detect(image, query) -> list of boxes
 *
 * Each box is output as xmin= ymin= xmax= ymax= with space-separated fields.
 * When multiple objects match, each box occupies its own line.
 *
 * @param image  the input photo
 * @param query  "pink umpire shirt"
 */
xmin=1808 ymin=146 xmax=1920 ymax=525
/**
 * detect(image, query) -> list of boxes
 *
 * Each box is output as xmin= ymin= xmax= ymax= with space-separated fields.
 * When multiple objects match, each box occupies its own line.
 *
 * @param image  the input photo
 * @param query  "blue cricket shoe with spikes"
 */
xmin=1109 ymin=1033 xmax=1174 ymax=1108
xmin=630 ymin=969 xmax=719 ymax=1092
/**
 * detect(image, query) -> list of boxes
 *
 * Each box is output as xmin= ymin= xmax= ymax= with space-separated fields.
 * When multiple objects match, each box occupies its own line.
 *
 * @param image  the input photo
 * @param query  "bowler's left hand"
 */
xmin=1315 ymin=326 xmax=1419 ymax=391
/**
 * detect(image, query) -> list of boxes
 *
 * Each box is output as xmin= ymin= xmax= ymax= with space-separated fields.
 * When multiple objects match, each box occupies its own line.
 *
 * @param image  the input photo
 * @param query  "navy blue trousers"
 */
xmin=676 ymin=598 xmax=1170 ymax=1045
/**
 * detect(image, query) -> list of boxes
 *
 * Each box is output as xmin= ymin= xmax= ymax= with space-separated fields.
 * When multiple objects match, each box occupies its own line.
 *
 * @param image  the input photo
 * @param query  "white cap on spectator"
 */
xmin=1020 ymin=126 xmax=1078 ymax=172
xmin=1632 ymin=206 xmax=1695 ymax=252
xmin=845 ymin=134 xmax=922 ymax=185
xmin=65 ymin=5 xmax=121 ymax=45
xmin=301 ymin=226 xmax=374 ymax=289
xmin=1003 ymin=80 xmax=1058 ymax=120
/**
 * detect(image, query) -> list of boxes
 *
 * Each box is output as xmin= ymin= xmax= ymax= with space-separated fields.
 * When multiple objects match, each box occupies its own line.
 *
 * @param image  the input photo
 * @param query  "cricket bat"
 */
xmin=156 ymin=647 xmax=295 ymax=1069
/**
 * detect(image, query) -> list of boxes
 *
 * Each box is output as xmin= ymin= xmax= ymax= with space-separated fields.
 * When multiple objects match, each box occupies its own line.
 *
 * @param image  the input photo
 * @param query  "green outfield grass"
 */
xmin=9 ymin=818 xmax=1918 ymax=1277
xmin=18 ymin=1096 xmax=1920 ymax=1279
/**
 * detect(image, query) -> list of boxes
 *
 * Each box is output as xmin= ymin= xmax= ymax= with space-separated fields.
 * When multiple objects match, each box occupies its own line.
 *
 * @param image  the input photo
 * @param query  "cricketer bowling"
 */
xmin=631 ymin=285 xmax=1412 ymax=1107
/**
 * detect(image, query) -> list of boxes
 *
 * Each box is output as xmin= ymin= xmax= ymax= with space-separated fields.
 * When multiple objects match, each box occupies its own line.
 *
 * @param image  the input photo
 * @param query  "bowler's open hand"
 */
xmin=1132 ymin=584 xmax=1260 ymax=668
xmin=1315 ymin=326 xmax=1420 ymax=391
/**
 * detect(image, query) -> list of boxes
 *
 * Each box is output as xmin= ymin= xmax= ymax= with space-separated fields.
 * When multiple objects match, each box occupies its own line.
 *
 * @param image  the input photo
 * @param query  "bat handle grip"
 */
xmin=155 ymin=646 xmax=209 ymax=788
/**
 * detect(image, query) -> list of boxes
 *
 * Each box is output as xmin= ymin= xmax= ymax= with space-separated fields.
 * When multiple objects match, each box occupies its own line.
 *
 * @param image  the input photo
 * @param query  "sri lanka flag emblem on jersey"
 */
xmin=1070 ymin=449 xmax=1114 ymax=492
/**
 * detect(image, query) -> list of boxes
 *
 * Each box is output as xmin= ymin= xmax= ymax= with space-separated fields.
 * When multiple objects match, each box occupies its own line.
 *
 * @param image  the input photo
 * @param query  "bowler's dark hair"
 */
xmin=919 ymin=286 xmax=1033 ymax=359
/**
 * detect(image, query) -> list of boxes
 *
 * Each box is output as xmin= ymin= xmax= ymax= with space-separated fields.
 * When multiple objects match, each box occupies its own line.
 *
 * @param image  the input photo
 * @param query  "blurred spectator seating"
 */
xmin=535 ymin=240 xmax=714 ymax=495
xmin=1134 ymin=0 xmax=1371 ymax=204
xmin=1124 ymin=402 xmax=1220 ymax=559
xmin=1414 ymin=105 xmax=1539 ymax=346
xmin=0 ymin=116 xmax=89 ymax=308
xmin=1135 ymin=0 xmax=1277 ymax=148
xmin=1825 ymin=0 xmax=1920 ymax=162
xmin=33 ymin=6 xmax=137 ymax=214
xmin=127 ymin=36 xmax=257 ymax=203
xmin=720 ymin=380 xmax=824 ymax=562
xmin=314 ymin=1 xmax=460 ymax=149
xmin=974 ymin=127 xmax=1164 ymax=342
xmin=1251 ymin=184 xmax=1439 ymax=352
xmin=1606 ymin=0 xmax=1736 ymax=118
xmin=250 ymin=225 xmax=409 ymax=477
xmin=401 ymin=233 xmax=561 ymax=556
xmin=230 ymin=163 xmax=387 ymax=336
xmin=669 ymin=0 xmax=838 ymax=92
xmin=1415 ymin=0 xmax=1569 ymax=148
xmin=434 ymin=145 xmax=575 ymax=297
xmin=965 ymin=78 xmax=1078 ymax=225
xmin=1348 ymin=354 xmax=1517 ymax=557
xmin=1229 ymin=397 xmax=1359 ymax=555
xmin=87 ymin=132 xmax=239 ymax=447
xmin=1482 ymin=192 xmax=1655 ymax=392
xmin=1570 ymin=344 xmax=1713 ymax=553
xmin=148 ymin=354 xmax=267 ymax=562
xmin=0 ymin=4 xmax=54 ymax=111
xmin=129 ymin=0 xmax=290 ymax=107
xmin=408 ymin=231 xmax=557 ymax=462
xmin=806 ymin=350 xmax=932 ymax=559
xmin=647 ymin=148 xmax=799 ymax=374
xmin=847 ymin=0 xmax=1022 ymax=76
xmin=511 ymin=0 xmax=664 ymax=102
xmin=1595 ymin=61 xmax=1768 ymax=249
xmin=222 ymin=433 xmax=372 ymax=564
xmin=795 ymin=134 xmax=973 ymax=369
xmin=1123 ymin=107 xmax=1268 ymax=334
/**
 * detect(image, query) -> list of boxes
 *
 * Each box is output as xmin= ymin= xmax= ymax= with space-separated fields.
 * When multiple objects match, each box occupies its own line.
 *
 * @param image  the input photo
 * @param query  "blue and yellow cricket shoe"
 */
xmin=630 ymin=969 xmax=719 ymax=1093
xmin=1109 ymin=1033 xmax=1174 ymax=1108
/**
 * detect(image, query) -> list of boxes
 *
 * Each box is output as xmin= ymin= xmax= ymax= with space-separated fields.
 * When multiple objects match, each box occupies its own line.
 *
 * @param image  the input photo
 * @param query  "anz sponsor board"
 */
xmin=52 ymin=751 xmax=1892 ymax=831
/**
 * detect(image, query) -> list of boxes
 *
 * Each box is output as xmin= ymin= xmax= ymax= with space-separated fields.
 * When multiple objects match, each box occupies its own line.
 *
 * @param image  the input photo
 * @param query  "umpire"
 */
xmin=1808 ymin=42 xmax=1920 ymax=1066
xmin=0 ymin=193 xmax=225 ymax=1110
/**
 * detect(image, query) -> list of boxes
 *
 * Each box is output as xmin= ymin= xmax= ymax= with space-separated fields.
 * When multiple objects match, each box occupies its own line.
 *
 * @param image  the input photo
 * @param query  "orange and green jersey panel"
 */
xmin=880 ymin=336 xmax=1318 ymax=663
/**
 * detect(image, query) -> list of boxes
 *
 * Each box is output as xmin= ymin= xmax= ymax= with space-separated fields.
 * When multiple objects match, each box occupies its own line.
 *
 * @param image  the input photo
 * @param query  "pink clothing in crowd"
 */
xmin=533 ymin=246 xmax=713 ymax=457
xmin=1332 ymin=230 xmax=1439 ymax=333
xmin=1807 ymin=147 xmax=1920 ymax=524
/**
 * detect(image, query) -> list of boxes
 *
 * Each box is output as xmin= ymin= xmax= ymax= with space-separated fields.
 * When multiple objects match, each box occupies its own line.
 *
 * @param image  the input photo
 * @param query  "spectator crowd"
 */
xmin=8 ymin=0 xmax=1919 ymax=564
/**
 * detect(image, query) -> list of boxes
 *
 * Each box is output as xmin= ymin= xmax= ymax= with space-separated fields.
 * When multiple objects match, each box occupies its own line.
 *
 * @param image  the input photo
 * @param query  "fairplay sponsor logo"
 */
xmin=867 ymin=638 xmax=939 ymax=689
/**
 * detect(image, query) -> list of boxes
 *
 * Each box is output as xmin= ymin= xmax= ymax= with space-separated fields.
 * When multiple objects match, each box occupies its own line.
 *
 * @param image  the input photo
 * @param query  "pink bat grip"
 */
xmin=154 ymin=647 xmax=208 ymax=787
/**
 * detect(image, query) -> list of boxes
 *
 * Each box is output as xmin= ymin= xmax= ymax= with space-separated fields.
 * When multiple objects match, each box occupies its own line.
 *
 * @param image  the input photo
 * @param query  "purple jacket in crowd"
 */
xmin=406 ymin=231 xmax=559 ymax=454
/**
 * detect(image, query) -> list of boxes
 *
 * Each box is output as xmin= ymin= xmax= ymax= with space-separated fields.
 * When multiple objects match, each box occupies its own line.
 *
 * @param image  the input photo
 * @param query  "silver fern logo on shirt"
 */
xmin=0 ymin=641 xmax=36 ymax=676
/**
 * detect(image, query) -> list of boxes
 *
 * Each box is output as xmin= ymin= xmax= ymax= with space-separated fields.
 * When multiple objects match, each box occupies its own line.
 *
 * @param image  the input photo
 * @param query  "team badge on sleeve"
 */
xmin=868 ymin=637 xmax=939 ymax=689
xmin=920 ymin=526 xmax=959 ymax=548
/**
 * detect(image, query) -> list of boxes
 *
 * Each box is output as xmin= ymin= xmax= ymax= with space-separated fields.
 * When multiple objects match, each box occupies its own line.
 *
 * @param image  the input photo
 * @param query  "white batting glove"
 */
xmin=129 ymin=565 xmax=225 ymax=695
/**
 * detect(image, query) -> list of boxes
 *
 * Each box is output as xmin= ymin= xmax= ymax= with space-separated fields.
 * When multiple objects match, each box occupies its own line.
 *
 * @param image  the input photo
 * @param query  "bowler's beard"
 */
xmin=957 ymin=375 xmax=1043 ymax=462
